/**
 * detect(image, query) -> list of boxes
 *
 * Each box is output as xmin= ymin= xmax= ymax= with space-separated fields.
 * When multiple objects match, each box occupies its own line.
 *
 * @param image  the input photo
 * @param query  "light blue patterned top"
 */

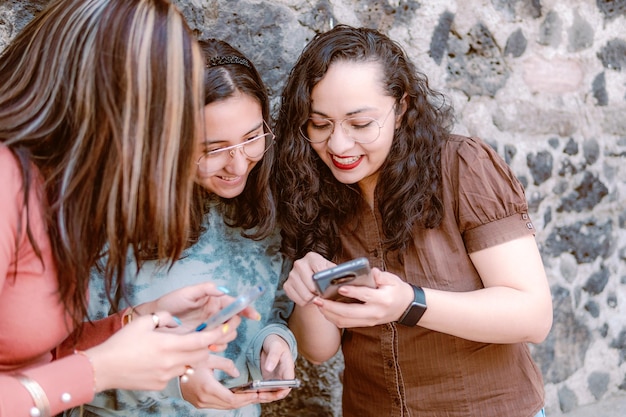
xmin=67 ymin=202 xmax=296 ymax=417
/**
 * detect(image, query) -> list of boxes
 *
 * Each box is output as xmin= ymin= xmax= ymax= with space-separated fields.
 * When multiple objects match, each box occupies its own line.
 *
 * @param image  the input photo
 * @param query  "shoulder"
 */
xmin=442 ymin=134 xmax=500 ymax=164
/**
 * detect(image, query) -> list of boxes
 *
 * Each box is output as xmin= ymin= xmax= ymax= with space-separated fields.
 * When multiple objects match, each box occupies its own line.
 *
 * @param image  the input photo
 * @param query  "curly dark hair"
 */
xmin=189 ymin=39 xmax=276 ymax=244
xmin=273 ymin=25 xmax=454 ymax=261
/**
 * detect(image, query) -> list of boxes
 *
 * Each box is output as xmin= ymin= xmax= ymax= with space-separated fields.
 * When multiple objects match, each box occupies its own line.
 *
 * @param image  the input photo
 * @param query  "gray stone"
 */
xmin=582 ymin=265 xmax=610 ymax=295
xmin=352 ymin=0 xmax=421 ymax=32
xmin=557 ymin=158 xmax=584 ymax=177
xmin=558 ymin=253 xmax=578 ymax=283
xmin=597 ymin=0 xmax=626 ymax=20
xmin=557 ymin=172 xmax=609 ymax=213
xmin=504 ymin=28 xmax=527 ymax=57
xmin=527 ymin=150 xmax=553 ymax=185
xmin=504 ymin=143 xmax=517 ymax=164
xmin=429 ymin=10 xmax=454 ymax=65
xmin=619 ymin=209 xmax=626 ymax=228
xmin=597 ymin=38 xmax=626 ymax=71
xmin=493 ymin=106 xmax=577 ymax=136
xmin=548 ymin=137 xmax=560 ymax=149
xmin=584 ymin=300 xmax=600 ymax=317
xmin=559 ymin=385 xmax=579 ymax=413
xmin=491 ymin=0 xmax=542 ymax=20
xmin=583 ymin=139 xmax=600 ymax=165
xmin=534 ymin=285 xmax=591 ymax=384
xmin=539 ymin=10 xmax=562 ymax=47
xmin=446 ymin=22 xmax=510 ymax=97
xmin=610 ymin=329 xmax=626 ymax=363
xmin=564 ymin=138 xmax=579 ymax=155
xmin=607 ymin=292 xmax=617 ymax=308
xmin=592 ymin=72 xmax=609 ymax=106
xmin=588 ymin=372 xmax=610 ymax=400
xmin=567 ymin=11 xmax=594 ymax=52
xmin=543 ymin=206 xmax=552 ymax=227
xmin=544 ymin=220 xmax=612 ymax=263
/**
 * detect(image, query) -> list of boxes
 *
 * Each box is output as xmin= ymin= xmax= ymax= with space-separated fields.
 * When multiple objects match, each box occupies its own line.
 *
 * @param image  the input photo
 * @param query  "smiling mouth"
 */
xmin=331 ymin=154 xmax=362 ymax=169
xmin=217 ymin=175 xmax=241 ymax=182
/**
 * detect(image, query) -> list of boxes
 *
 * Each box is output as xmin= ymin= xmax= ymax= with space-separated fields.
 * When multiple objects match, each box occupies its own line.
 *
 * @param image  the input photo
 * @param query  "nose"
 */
xmin=327 ymin=121 xmax=354 ymax=154
xmin=224 ymin=147 xmax=249 ymax=176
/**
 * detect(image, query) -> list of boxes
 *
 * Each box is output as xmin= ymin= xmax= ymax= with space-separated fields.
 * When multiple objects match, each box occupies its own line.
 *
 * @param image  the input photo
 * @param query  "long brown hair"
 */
xmin=274 ymin=25 xmax=454 ymax=260
xmin=0 ymin=0 xmax=204 ymax=328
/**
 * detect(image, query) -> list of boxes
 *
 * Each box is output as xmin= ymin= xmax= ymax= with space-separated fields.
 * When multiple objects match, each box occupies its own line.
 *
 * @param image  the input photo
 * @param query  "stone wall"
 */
xmin=1 ymin=1 xmax=624 ymax=415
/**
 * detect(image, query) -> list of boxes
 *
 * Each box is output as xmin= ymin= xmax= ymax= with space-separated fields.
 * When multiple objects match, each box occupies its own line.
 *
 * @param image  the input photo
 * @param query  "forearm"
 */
xmin=289 ymin=303 xmax=341 ymax=363
xmin=418 ymin=285 xmax=553 ymax=344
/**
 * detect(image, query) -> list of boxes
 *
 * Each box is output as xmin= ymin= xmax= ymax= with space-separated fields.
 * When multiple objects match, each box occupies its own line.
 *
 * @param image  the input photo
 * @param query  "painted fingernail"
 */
xmin=221 ymin=324 xmax=229 ymax=334
xmin=254 ymin=312 xmax=262 ymax=321
xmin=208 ymin=344 xmax=219 ymax=352
xmin=195 ymin=322 xmax=207 ymax=332
xmin=217 ymin=286 xmax=230 ymax=294
xmin=172 ymin=316 xmax=182 ymax=326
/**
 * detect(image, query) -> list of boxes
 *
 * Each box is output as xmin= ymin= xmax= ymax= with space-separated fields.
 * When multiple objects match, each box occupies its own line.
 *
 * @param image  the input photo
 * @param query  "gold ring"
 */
xmin=151 ymin=313 xmax=160 ymax=329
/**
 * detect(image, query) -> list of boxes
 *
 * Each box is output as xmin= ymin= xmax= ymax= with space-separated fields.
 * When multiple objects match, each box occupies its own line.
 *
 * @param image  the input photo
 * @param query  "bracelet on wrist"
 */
xmin=74 ymin=350 xmax=97 ymax=393
xmin=13 ymin=373 xmax=51 ymax=417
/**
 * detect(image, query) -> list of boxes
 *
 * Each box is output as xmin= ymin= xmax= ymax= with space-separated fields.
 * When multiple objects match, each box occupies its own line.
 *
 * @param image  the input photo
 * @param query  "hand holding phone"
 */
xmin=195 ymin=285 xmax=265 ymax=331
xmin=312 ymin=257 xmax=375 ymax=303
xmin=229 ymin=378 xmax=301 ymax=393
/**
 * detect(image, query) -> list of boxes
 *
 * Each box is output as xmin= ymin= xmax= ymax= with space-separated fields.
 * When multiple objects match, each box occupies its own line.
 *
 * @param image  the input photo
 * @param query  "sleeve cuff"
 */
xmin=246 ymin=324 xmax=298 ymax=380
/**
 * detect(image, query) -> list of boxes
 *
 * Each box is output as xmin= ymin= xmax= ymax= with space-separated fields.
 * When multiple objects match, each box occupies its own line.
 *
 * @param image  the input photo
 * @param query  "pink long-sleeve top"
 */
xmin=0 ymin=145 xmax=121 ymax=416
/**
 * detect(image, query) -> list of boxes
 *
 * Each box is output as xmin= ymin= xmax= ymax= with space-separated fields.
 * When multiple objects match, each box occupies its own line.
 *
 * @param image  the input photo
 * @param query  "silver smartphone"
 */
xmin=195 ymin=285 xmax=265 ymax=331
xmin=229 ymin=378 xmax=302 ymax=393
xmin=312 ymin=257 xmax=375 ymax=303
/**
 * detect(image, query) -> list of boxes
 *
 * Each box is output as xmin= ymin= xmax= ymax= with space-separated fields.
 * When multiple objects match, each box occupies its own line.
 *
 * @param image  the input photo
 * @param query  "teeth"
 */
xmin=332 ymin=155 xmax=360 ymax=164
xmin=218 ymin=176 xmax=239 ymax=181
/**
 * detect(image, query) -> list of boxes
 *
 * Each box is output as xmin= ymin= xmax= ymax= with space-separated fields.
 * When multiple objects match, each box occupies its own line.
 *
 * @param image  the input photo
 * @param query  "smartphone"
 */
xmin=312 ymin=257 xmax=375 ymax=303
xmin=229 ymin=378 xmax=302 ymax=393
xmin=195 ymin=285 xmax=265 ymax=331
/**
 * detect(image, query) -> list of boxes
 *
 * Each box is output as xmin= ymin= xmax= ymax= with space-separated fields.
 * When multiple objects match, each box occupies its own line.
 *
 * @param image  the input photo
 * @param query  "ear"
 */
xmin=394 ymin=93 xmax=408 ymax=129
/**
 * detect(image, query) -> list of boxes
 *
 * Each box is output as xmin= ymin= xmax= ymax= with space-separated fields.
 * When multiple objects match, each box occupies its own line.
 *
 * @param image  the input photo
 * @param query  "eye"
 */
xmin=347 ymin=117 xmax=375 ymax=130
xmin=246 ymin=131 xmax=265 ymax=142
xmin=308 ymin=118 xmax=333 ymax=130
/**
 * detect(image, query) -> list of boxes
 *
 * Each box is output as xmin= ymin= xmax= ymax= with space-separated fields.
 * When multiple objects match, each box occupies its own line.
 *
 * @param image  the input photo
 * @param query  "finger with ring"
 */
xmin=151 ymin=313 xmax=160 ymax=329
xmin=180 ymin=365 xmax=194 ymax=383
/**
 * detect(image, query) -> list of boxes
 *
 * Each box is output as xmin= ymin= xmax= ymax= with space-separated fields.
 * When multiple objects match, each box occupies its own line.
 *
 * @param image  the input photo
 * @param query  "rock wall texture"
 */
xmin=1 ymin=0 xmax=624 ymax=416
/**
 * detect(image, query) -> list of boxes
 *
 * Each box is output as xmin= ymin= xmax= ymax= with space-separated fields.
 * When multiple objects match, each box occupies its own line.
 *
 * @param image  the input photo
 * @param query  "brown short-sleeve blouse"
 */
xmin=336 ymin=135 xmax=545 ymax=417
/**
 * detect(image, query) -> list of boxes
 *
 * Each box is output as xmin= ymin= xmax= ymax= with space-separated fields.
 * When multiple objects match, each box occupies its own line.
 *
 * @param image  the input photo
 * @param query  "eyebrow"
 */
xmin=202 ymin=121 xmax=264 ymax=145
xmin=310 ymin=107 xmax=378 ymax=119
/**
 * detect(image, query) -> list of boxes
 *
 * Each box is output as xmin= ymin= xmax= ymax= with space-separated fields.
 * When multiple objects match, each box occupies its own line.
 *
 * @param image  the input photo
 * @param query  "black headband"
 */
xmin=208 ymin=55 xmax=251 ymax=68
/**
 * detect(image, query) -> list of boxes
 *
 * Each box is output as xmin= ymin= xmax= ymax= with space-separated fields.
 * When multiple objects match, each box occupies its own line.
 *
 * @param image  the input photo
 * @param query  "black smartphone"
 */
xmin=312 ymin=257 xmax=375 ymax=303
xmin=229 ymin=378 xmax=302 ymax=393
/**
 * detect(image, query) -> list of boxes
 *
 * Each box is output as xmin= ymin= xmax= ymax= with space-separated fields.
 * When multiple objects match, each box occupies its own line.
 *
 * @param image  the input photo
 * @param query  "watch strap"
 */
xmin=397 ymin=284 xmax=427 ymax=326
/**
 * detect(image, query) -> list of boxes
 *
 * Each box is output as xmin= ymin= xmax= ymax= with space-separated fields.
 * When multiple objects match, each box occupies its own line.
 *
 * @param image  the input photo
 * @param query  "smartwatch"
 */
xmin=397 ymin=283 xmax=427 ymax=326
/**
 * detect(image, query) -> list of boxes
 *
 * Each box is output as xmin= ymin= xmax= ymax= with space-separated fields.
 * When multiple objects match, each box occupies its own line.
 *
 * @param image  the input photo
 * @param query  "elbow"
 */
xmin=298 ymin=346 xmax=338 ymax=365
xmin=527 ymin=309 xmax=553 ymax=344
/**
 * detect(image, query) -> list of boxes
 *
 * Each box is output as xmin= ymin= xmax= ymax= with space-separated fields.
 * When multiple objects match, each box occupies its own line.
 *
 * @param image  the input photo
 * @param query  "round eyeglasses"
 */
xmin=196 ymin=122 xmax=274 ymax=175
xmin=300 ymin=104 xmax=396 ymax=144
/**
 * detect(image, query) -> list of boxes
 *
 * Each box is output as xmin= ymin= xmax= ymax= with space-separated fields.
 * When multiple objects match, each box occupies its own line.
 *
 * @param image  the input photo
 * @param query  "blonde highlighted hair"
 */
xmin=0 ymin=0 xmax=205 ymax=326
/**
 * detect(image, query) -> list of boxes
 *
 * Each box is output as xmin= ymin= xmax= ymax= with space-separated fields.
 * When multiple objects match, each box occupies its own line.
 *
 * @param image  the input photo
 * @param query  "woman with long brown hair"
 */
xmin=0 ymin=1 xmax=246 ymax=416
xmin=276 ymin=25 xmax=552 ymax=417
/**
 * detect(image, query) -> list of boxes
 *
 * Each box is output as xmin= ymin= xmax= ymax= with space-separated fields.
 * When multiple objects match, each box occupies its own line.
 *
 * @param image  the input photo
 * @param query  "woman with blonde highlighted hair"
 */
xmin=0 ymin=1 xmax=249 ymax=416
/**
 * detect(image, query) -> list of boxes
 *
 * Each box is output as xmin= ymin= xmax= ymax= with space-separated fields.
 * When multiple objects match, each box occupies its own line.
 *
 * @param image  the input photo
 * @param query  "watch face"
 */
xmin=398 ymin=285 xmax=427 ymax=326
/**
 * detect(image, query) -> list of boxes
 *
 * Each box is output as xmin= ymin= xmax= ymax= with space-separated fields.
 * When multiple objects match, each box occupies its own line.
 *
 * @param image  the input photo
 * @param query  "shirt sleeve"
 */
xmin=0 ymin=353 xmax=95 ymax=416
xmin=56 ymin=312 xmax=124 ymax=357
xmin=0 ymin=147 xmax=22 ymax=297
xmin=445 ymin=136 xmax=536 ymax=253
xmin=246 ymin=256 xmax=297 ymax=380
